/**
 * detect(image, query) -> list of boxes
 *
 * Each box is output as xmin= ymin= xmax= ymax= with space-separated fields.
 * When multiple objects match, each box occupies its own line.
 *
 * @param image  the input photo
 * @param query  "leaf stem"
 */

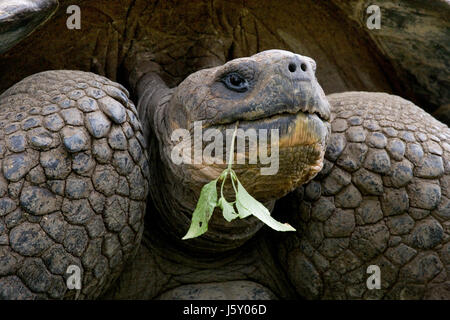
xmin=220 ymin=170 xmax=227 ymax=198
xmin=230 ymin=169 xmax=238 ymax=195
xmin=221 ymin=122 xmax=239 ymax=199
xmin=227 ymin=122 xmax=239 ymax=171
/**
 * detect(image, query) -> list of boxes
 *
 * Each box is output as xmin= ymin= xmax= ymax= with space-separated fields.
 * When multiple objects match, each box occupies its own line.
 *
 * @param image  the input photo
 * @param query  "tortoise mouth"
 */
xmin=201 ymin=87 xmax=332 ymax=130
xmin=205 ymin=101 xmax=330 ymax=131
xmin=213 ymin=109 xmax=329 ymax=149
xmin=247 ymin=103 xmax=330 ymax=123
xmin=183 ymin=109 xmax=329 ymax=196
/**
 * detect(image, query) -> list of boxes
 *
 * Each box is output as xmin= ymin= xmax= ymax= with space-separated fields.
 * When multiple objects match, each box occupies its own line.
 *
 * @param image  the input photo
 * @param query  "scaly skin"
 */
xmin=0 ymin=71 xmax=149 ymax=299
xmin=276 ymin=92 xmax=450 ymax=299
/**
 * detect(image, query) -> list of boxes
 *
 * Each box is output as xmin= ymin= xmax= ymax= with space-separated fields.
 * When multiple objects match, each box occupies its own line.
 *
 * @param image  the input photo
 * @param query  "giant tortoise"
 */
xmin=0 ymin=0 xmax=449 ymax=300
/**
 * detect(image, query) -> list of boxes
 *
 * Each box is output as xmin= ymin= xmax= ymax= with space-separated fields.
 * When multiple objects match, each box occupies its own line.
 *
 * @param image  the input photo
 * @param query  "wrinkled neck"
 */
xmin=133 ymin=71 xmax=268 ymax=254
xmin=135 ymin=72 xmax=172 ymax=144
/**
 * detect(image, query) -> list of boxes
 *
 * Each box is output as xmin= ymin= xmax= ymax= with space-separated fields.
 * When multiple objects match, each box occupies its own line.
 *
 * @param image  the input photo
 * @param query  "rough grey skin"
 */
xmin=0 ymin=71 xmax=148 ymax=299
xmin=277 ymin=92 xmax=450 ymax=299
xmin=0 ymin=2 xmax=449 ymax=300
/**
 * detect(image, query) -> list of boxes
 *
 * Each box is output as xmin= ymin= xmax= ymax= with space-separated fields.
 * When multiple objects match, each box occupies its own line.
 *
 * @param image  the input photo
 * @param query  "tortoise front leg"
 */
xmin=0 ymin=70 xmax=149 ymax=299
xmin=275 ymin=92 xmax=450 ymax=300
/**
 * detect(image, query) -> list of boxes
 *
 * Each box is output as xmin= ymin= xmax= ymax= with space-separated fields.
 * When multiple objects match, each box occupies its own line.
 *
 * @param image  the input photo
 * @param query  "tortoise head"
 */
xmin=141 ymin=50 xmax=331 ymax=252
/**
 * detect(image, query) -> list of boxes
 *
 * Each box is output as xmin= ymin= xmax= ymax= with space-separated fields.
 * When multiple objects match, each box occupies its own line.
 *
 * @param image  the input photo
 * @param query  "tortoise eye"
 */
xmin=222 ymin=73 xmax=249 ymax=92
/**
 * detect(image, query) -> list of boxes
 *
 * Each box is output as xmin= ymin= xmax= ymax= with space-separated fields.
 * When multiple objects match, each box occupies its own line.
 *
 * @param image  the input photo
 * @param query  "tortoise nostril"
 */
xmin=300 ymin=63 xmax=307 ymax=72
xmin=288 ymin=63 xmax=297 ymax=73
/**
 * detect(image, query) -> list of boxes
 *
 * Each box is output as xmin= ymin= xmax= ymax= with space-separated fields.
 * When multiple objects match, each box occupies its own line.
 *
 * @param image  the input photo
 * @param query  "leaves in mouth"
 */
xmin=218 ymin=196 xmax=238 ymax=222
xmin=234 ymin=177 xmax=295 ymax=232
xmin=182 ymin=179 xmax=218 ymax=240
xmin=182 ymin=124 xmax=295 ymax=240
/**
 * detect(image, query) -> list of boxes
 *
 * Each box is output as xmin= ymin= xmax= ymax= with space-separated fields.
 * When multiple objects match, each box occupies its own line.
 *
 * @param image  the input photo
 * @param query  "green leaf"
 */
xmin=182 ymin=179 xmax=218 ymax=240
xmin=235 ymin=180 xmax=296 ymax=232
xmin=229 ymin=170 xmax=250 ymax=219
xmin=183 ymin=123 xmax=295 ymax=240
xmin=236 ymin=199 xmax=252 ymax=219
xmin=218 ymin=197 xmax=238 ymax=222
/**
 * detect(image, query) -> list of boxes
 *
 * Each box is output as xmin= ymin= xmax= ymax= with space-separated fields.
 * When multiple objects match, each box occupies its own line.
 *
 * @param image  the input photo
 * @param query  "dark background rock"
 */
xmin=331 ymin=0 xmax=450 ymax=122
xmin=0 ymin=0 xmax=58 ymax=54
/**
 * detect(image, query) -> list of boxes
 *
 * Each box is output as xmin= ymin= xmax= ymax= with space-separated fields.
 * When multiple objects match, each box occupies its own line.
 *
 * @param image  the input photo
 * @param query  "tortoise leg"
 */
xmin=276 ymin=92 xmax=450 ymax=299
xmin=0 ymin=0 xmax=58 ymax=54
xmin=0 ymin=70 xmax=149 ymax=299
